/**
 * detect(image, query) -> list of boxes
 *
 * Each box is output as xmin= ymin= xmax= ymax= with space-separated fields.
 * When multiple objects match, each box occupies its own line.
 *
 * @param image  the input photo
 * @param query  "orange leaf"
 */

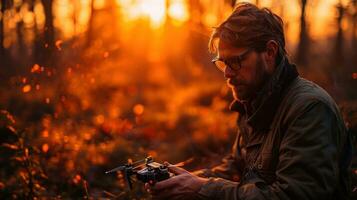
xmin=133 ymin=104 xmax=145 ymax=116
xmin=31 ymin=64 xmax=40 ymax=73
xmin=1 ymin=143 xmax=19 ymax=150
xmin=22 ymin=85 xmax=31 ymax=93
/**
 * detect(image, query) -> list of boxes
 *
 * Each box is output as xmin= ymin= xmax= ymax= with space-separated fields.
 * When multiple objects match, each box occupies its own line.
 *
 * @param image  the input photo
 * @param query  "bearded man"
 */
xmin=146 ymin=3 xmax=352 ymax=200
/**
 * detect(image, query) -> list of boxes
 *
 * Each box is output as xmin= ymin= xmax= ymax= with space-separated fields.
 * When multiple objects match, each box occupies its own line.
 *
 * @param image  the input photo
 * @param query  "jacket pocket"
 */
xmin=255 ymin=152 xmax=277 ymax=184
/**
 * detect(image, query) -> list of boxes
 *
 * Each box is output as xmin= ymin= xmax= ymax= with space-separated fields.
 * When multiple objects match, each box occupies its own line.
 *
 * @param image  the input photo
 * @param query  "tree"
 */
xmin=86 ymin=0 xmax=95 ymax=47
xmin=0 ymin=0 xmax=6 ymax=54
xmin=15 ymin=2 xmax=25 ymax=60
xmin=352 ymin=0 xmax=357 ymax=53
xmin=35 ymin=0 xmax=55 ymax=67
xmin=334 ymin=1 xmax=346 ymax=64
xmin=40 ymin=0 xmax=54 ymax=50
xmin=296 ymin=0 xmax=309 ymax=66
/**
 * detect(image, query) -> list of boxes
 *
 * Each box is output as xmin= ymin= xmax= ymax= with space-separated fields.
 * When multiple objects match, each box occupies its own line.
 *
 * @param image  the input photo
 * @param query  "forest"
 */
xmin=0 ymin=0 xmax=356 ymax=199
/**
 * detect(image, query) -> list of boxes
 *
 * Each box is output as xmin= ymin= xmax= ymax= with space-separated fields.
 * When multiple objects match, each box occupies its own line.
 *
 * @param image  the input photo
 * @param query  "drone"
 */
xmin=105 ymin=156 xmax=171 ymax=189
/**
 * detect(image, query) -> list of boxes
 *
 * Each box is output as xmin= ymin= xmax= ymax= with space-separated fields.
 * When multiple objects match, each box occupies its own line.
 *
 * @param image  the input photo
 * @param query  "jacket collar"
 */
xmin=229 ymin=57 xmax=299 ymax=131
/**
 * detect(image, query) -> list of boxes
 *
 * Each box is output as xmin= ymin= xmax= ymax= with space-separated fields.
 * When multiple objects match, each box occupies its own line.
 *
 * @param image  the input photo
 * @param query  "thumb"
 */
xmin=165 ymin=162 xmax=189 ymax=175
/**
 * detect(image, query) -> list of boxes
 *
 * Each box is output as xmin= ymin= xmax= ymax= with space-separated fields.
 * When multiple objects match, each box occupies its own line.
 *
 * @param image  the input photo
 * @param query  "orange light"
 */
xmin=148 ymin=150 xmax=158 ymax=158
xmin=94 ymin=0 xmax=106 ymax=9
xmin=25 ymin=148 xmax=29 ymax=157
xmin=168 ymin=0 xmax=189 ymax=25
xmin=42 ymin=143 xmax=49 ymax=153
xmin=73 ymin=174 xmax=82 ymax=184
xmin=45 ymin=97 xmax=50 ymax=104
xmin=42 ymin=130 xmax=49 ymax=137
xmin=95 ymin=115 xmax=105 ymax=125
xmin=103 ymin=51 xmax=109 ymax=58
xmin=84 ymin=133 xmax=91 ymax=140
xmin=117 ymin=0 xmax=166 ymax=28
xmin=74 ymin=143 xmax=80 ymax=151
xmin=55 ymin=40 xmax=63 ymax=50
xmin=64 ymin=135 xmax=69 ymax=143
xmin=203 ymin=13 xmax=217 ymax=27
xmin=22 ymin=77 xmax=27 ymax=83
xmin=22 ymin=85 xmax=31 ymax=93
xmin=133 ymin=104 xmax=145 ymax=116
xmin=90 ymin=78 xmax=95 ymax=84
xmin=31 ymin=64 xmax=41 ymax=73
xmin=35 ymin=84 xmax=40 ymax=90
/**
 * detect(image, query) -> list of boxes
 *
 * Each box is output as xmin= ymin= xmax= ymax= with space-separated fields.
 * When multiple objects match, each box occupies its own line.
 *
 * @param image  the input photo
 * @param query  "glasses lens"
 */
xmin=214 ymin=60 xmax=227 ymax=72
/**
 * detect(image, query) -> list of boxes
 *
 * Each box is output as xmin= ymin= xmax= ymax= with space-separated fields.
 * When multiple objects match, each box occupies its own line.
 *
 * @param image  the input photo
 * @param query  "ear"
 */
xmin=263 ymin=40 xmax=279 ymax=71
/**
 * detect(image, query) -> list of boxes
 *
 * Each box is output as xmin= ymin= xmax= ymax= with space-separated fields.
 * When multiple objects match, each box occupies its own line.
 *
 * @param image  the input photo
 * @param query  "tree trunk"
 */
xmin=296 ymin=0 xmax=309 ymax=66
xmin=16 ymin=4 xmax=25 ymax=59
xmin=38 ymin=0 xmax=54 ymax=67
xmin=165 ymin=0 xmax=171 ymax=24
xmin=334 ymin=2 xmax=345 ymax=64
xmin=86 ymin=0 xmax=95 ymax=47
xmin=28 ymin=0 xmax=38 ymax=55
xmin=73 ymin=0 xmax=77 ymax=36
xmin=0 ymin=0 xmax=6 ymax=54
xmin=352 ymin=0 xmax=357 ymax=53
xmin=41 ymin=0 xmax=54 ymax=49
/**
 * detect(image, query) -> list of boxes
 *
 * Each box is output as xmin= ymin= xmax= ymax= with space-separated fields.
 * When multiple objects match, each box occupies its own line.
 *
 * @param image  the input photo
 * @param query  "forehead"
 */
xmin=217 ymin=40 xmax=246 ymax=59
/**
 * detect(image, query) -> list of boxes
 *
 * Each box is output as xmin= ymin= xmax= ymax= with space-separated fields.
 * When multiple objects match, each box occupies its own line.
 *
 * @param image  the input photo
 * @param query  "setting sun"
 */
xmin=168 ymin=0 xmax=189 ymax=26
xmin=117 ymin=0 xmax=166 ymax=28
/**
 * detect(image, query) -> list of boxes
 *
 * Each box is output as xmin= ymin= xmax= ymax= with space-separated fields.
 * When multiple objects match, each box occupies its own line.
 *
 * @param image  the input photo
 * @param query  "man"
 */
xmin=146 ymin=2 xmax=352 ymax=199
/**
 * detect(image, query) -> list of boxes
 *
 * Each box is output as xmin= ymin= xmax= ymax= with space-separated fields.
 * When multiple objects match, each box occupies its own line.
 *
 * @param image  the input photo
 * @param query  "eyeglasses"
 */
xmin=212 ymin=49 xmax=252 ymax=72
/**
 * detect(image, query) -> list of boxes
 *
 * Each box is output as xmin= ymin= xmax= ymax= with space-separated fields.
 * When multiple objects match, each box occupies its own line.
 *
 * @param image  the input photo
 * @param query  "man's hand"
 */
xmin=145 ymin=162 xmax=209 ymax=200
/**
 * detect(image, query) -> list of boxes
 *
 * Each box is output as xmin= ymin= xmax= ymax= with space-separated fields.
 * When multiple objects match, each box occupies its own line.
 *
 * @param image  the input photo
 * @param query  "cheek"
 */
xmin=238 ymin=54 xmax=259 ymax=84
xmin=255 ymin=58 xmax=269 ymax=84
xmin=238 ymin=64 xmax=256 ymax=84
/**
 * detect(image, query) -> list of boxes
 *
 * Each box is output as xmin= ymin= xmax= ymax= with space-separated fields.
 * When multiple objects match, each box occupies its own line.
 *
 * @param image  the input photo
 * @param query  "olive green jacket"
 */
xmin=197 ymin=58 xmax=352 ymax=200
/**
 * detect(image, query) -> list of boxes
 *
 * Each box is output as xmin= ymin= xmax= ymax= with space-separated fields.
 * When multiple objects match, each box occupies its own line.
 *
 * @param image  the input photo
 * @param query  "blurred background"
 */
xmin=0 ymin=0 xmax=356 ymax=199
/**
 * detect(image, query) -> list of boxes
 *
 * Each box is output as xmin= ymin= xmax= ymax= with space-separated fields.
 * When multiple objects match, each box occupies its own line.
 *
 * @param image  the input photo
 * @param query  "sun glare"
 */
xmin=168 ymin=0 xmax=189 ymax=26
xmin=117 ymin=0 xmax=166 ymax=28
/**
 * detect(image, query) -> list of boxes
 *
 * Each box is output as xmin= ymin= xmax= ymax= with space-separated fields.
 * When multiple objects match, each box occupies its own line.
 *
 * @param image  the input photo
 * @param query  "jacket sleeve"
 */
xmin=197 ymin=101 xmax=346 ymax=200
xmin=194 ymin=132 xmax=243 ymax=181
xmin=211 ymin=154 xmax=240 ymax=180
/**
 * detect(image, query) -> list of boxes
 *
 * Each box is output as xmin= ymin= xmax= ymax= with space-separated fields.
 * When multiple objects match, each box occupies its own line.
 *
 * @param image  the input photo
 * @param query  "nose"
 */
xmin=224 ymin=66 xmax=236 ymax=79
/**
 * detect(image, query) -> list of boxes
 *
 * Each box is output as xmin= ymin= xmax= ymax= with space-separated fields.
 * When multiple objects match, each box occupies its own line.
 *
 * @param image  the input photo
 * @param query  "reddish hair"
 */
xmin=209 ymin=2 xmax=286 ymax=55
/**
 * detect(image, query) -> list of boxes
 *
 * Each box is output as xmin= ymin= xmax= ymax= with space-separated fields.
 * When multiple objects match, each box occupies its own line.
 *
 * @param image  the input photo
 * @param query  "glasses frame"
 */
xmin=212 ymin=48 xmax=252 ymax=72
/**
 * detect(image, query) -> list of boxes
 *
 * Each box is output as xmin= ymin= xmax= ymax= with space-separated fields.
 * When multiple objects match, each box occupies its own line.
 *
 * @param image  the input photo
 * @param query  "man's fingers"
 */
xmin=150 ymin=175 xmax=179 ymax=192
xmin=145 ymin=183 xmax=154 ymax=194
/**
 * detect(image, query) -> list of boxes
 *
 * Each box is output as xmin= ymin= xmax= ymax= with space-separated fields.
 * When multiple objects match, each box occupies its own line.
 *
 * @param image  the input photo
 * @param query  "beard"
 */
xmin=230 ymin=80 xmax=251 ymax=101
xmin=229 ymin=56 xmax=271 ymax=101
